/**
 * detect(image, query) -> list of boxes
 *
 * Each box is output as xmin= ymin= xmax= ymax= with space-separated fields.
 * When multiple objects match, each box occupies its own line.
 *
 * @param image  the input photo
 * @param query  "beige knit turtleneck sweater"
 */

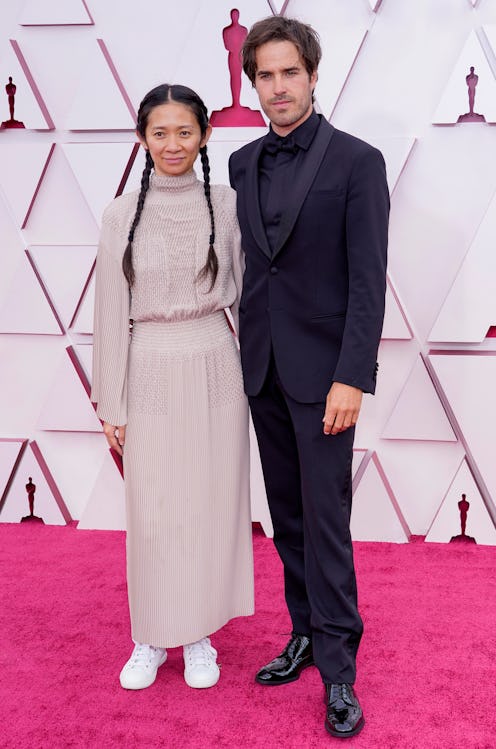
xmin=91 ymin=170 xmax=243 ymax=426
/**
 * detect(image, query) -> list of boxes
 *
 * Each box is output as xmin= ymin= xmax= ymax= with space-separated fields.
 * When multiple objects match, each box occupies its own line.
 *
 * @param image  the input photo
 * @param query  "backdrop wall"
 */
xmin=0 ymin=0 xmax=495 ymax=544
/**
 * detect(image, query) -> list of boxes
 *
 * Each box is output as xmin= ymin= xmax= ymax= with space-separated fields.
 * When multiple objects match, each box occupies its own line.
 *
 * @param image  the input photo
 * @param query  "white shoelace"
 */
xmin=129 ymin=644 xmax=161 ymax=670
xmin=184 ymin=638 xmax=216 ymax=669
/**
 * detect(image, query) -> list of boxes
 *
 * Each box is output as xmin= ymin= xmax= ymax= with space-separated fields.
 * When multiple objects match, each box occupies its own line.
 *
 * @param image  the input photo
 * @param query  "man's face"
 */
xmin=253 ymin=40 xmax=317 ymax=136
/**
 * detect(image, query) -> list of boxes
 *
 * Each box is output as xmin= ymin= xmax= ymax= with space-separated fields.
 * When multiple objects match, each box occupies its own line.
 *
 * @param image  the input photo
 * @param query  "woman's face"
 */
xmin=140 ymin=101 xmax=211 ymax=177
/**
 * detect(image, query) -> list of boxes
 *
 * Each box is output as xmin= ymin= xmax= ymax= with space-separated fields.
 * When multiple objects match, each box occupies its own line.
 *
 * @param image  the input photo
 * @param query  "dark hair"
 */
xmin=122 ymin=84 xmax=217 ymax=289
xmin=242 ymin=16 xmax=321 ymax=86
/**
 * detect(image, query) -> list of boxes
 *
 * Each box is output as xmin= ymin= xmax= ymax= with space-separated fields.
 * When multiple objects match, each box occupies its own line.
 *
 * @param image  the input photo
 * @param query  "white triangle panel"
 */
xmin=367 ymin=137 xmax=416 ymax=195
xmin=426 ymin=459 xmax=496 ymax=545
xmin=382 ymin=357 xmax=456 ymax=441
xmin=63 ymin=143 xmax=138 ymax=225
xmin=286 ymin=1 xmax=371 ymax=119
xmin=0 ymin=252 xmax=62 ymax=334
xmin=28 ymin=245 xmax=95 ymax=331
xmin=0 ymin=144 xmax=54 ymax=228
xmin=429 ymin=353 xmax=496 ymax=510
xmin=65 ymin=40 xmax=136 ymax=130
xmin=0 ymin=335 xmax=66 ymax=436
xmin=78 ymin=450 xmax=126 ymax=530
xmin=433 ymin=31 xmax=496 ymax=124
xmin=0 ymin=194 xmax=26 ymax=302
xmin=382 ymin=277 xmax=412 ymax=340
xmin=0 ymin=439 xmax=27 ymax=506
xmin=73 ymin=344 xmax=93 ymax=386
xmin=377 ymin=441 xmax=465 ymax=535
xmin=0 ymin=41 xmax=54 ymax=129
xmin=23 ymin=146 xmax=99 ymax=245
xmin=355 ymin=340 xmax=420 ymax=450
xmin=351 ymin=453 xmax=410 ymax=542
xmin=71 ymin=272 xmax=95 ymax=334
xmin=484 ymin=26 xmax=496 ymax=58
xmin=34 ymin=432 xmax=107 ymax=520
xmin=318 ymin=31 xmax=368 ymax=120
xmin=429 ymin=190 xmax=496 ymax=343
xmin=36 ymin=347 xmax=101 ymax=432
xmin=0 ymin=443 xmax=68 ymax=525
xmin=19 ymin=0 xmax=93 ymax=25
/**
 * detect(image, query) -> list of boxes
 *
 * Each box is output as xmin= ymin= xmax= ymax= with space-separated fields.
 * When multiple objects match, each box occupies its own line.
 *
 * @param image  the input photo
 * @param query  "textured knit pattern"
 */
xmin=91 ymin=171 xmax=254 ymax=647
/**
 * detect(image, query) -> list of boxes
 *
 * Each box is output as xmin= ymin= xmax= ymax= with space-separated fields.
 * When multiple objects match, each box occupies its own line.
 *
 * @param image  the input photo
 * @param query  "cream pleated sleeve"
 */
xmin=223 ymin=189 xmax=244 ymax=337
xmin=91 ymin=209 xmax=130 ymax=427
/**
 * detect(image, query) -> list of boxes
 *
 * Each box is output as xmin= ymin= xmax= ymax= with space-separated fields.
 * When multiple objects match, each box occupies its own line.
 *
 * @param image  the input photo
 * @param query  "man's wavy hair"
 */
xmin=241 ymin=16 xmax=322 ymax=86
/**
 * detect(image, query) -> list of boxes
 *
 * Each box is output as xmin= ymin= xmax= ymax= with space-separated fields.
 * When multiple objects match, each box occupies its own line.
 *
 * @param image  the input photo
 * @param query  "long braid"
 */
xmin=125 ymin=84 xmax=218 ymax=289
xmin=122 ymin=150 xmax=153 ymax=285
xmin=197 ymin=145 xmax=218 ymax=291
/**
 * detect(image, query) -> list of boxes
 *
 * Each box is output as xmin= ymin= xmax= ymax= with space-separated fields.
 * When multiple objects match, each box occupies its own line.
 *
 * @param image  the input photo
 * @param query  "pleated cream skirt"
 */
xmin=123 ymin=311 xmax=254 ymax=648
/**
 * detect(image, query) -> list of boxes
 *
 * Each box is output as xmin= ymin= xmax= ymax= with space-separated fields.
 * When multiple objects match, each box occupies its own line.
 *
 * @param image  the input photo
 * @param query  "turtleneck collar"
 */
xmin=150 ymin=170 xmax=199 ymax=193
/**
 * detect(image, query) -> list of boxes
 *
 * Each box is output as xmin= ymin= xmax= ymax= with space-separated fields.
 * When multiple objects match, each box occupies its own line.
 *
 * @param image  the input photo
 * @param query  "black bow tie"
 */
xmin=263 ymin=133 xmax=299 ymax=156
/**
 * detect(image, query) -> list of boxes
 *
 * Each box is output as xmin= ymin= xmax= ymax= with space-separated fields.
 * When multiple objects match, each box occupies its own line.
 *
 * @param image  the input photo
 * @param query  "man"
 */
xmin=229 ymin=16 xmax=389 ymax=739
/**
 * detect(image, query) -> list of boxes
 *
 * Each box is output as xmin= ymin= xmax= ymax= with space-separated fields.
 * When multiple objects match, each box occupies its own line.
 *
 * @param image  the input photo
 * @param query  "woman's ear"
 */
xmin=200 ymin=124 xmax=213 ymax=149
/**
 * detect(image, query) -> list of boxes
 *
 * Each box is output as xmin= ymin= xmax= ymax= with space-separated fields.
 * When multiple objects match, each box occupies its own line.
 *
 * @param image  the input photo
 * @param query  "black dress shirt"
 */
xmin=259 ymin=109 xmax=321 ymax=254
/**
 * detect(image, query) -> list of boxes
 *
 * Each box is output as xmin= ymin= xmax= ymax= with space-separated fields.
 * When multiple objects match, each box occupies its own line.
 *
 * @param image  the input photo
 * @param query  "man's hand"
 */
xmin=322 ymin=382 xmax=363 ymax=436
xmin=103 ymin=422 xmax=126 ymax=456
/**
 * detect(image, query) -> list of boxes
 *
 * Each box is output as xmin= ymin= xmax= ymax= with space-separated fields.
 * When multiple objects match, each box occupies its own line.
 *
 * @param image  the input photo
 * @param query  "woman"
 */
xmin=91 ymin=84 xmax=254 ymax=691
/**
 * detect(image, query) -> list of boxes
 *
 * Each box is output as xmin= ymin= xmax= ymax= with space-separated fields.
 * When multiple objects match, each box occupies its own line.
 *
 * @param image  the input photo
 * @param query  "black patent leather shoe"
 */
xmin=325 ymin=683 xmax=364 ymax=738
xmin=255 ymin=634 xmax=314 ymax=685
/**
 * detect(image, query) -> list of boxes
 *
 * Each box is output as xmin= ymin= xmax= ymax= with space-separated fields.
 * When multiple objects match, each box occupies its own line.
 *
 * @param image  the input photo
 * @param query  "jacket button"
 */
xmin=270 ymin=266 xmax=278 ymax=275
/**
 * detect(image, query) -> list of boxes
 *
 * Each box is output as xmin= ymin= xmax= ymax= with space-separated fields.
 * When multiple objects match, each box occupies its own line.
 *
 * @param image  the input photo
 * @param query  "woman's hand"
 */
xmin=102 ymin=422 xmax=126 ymax=456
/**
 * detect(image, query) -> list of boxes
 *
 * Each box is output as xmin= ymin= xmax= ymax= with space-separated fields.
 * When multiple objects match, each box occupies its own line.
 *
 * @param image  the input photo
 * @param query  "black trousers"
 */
xmin=249 ymin=355 xmax=363 ymax=684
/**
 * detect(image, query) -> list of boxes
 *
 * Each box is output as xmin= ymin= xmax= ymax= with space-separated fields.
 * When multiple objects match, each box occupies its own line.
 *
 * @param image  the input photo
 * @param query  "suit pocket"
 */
xmin=308 ymin=188 xmax=345 ymax=199
xmin=311 ymin=311 xmax=346 ymax=321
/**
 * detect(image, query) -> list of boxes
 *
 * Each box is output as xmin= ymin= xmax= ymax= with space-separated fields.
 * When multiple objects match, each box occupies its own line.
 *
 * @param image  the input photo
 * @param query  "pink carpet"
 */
xmin=1 ymin=523 xmax=495 ymax=749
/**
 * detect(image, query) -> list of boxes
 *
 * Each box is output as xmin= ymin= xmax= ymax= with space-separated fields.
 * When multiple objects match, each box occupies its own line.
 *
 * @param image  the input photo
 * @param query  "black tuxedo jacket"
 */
xmin=229 ymin=115 xmax=389 ymax=403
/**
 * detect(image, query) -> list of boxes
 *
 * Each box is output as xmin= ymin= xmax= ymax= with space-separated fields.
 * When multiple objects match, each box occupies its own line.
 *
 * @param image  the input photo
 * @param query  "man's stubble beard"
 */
xmin=264 ymin=95 xmax=313 ymax=130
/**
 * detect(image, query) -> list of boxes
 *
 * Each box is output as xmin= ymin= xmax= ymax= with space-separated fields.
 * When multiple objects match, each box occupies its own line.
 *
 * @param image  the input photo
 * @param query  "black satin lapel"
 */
xmin=245 ymin=139 xmax=272 ymax=260
xmin=273 ymin=120 xmax=335 ymax=259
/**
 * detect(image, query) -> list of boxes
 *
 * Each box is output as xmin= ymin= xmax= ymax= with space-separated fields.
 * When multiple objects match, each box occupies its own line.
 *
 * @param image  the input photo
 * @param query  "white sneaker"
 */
xmin=119 ymin=642 xmax=167 ymax=690
xmin=183 ymin=637 xmax=220 ymax=689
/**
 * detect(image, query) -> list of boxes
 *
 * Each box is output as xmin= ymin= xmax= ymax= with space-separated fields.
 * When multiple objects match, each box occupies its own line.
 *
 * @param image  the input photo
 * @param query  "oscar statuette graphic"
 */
xmin=210 ymin=9 xmax=265 ymax=127
xmin=0 ymin=76 xmax=25 ymax=129
xmin=457 ymin=67 xmax=485 ymax=123
xmin=449 ymin=493 xmax=475 ymax=544
xmin=21 ymin=476 xmax=44 ymax=523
